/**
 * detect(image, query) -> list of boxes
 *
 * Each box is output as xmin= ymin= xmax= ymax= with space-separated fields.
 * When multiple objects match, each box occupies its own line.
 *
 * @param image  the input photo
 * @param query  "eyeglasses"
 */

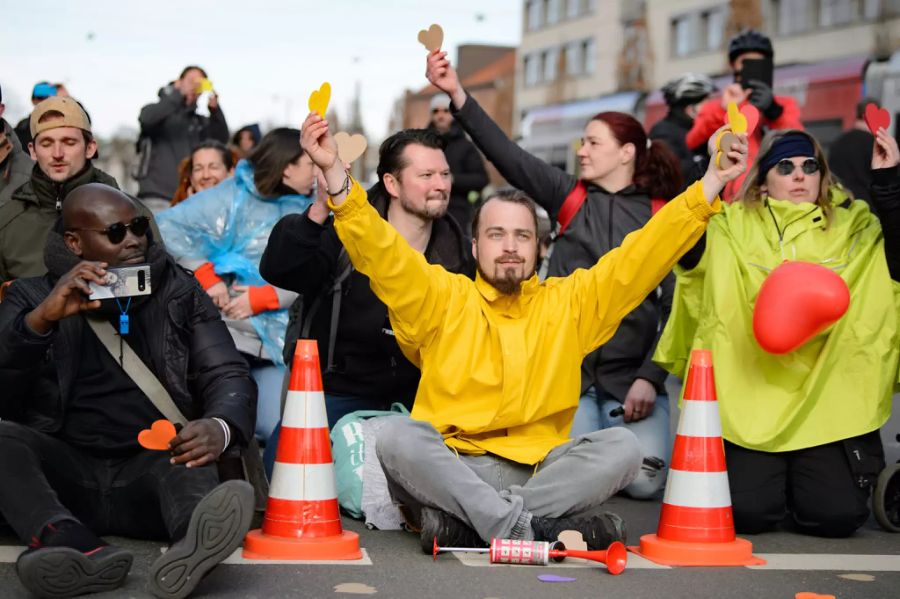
xmin=774 ymin=158 xmax=820 ymax=177
xmin=69 ymin=216 xmax=150 ymax=244
xmin=431 ymin=108 xmax=450 ymax=114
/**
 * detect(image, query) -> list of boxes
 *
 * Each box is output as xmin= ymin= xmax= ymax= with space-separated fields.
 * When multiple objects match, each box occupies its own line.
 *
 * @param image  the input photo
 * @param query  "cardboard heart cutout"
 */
xmin=753 ymin=261 xmax=850 ymax=355
xmin=726 ymin=102 xmax=748 ymax=134
xmin=334 ymin=132 xmax=368 ymax=164
xmin=308 ymin=82 xmax=332 ymax=119
xmin=417 ymin=23 xmax=444 ymax=51
xmin=864 ymin=103 xmax=890 ymax=135
xmin=138 ymin=419 xmax=177 ymax=451
xmin=740 ymin=104 xmax=760 ymax=136
xmin=715 ymin=131 xmax=740 ymax=169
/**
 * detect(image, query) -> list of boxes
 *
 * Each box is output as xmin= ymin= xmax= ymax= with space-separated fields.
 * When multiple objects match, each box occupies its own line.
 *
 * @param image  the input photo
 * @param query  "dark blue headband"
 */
xmin=758 ymin=133 xmax=815 ymax=180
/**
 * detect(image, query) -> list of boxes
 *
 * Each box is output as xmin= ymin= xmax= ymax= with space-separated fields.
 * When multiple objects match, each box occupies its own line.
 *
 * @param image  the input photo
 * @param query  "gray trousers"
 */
xmin=375 ymin=417 xmax=641 ymax=541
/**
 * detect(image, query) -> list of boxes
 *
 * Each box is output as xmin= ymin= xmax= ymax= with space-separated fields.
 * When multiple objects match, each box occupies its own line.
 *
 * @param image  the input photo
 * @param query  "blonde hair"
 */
xmin=735 ymin=129 xmax=840 ymax=225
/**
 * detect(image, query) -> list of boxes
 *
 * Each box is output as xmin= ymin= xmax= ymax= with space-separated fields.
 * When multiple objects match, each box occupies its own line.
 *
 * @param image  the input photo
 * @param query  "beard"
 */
xmin=477 ymin=259 xmax=534 ymax=296
xmin=399 ymin=191 xmax=449 ymax=220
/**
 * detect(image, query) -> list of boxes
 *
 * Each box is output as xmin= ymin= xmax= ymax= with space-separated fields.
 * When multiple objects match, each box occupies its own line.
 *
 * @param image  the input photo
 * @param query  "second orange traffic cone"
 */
xmin=243 ymin=340 xmax=361 ymax=560
xmin=630 ymin=349 xmax=764 ymax=566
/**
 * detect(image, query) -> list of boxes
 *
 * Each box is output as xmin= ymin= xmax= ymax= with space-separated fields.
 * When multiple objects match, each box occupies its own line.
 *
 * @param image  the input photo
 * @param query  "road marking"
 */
xmin=451 ymin=552 xmax=900 ymax=572
xmin=0 ymin=546 xmax=372 ymax=566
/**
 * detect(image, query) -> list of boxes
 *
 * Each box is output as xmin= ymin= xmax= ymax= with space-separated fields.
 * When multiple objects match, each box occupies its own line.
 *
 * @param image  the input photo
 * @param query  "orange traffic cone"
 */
xmin=629 ymin=349 xmax=765 ymax=566
xmin=243 ymin=340 xmax=361 ymax=560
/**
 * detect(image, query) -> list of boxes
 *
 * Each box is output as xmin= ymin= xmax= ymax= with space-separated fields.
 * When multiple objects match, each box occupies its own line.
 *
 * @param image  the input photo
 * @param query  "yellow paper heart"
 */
xmin=198 ymin=78 xmax=214 ymax=93
xmin=726 ymin=101 xmax=748 ymax=134
xmin=308 ymin=82 xmax=332 ymax=119
xmin=417 ymin=23 xmax=444 ymax=51
xmin=334 ymin=132 xmax=368 ymax=164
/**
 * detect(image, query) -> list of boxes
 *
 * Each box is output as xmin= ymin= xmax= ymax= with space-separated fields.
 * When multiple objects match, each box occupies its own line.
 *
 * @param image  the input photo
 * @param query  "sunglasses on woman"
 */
xmin=69 ymin=216 xmax=150 ymax=244
xmin=774 ymin=158 xmax=820 ymax=177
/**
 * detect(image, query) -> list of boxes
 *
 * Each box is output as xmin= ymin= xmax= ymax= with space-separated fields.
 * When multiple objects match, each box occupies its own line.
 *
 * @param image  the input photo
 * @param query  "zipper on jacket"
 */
xmin=55 ymin=185 xmax=63 ymax=212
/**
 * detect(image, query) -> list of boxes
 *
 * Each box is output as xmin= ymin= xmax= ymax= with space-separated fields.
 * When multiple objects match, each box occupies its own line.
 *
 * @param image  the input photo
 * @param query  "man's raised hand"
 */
xmin=426 ymin=50 xmax=466 ymax=109
xmin=873 ymin=128 xmax=900 ymax=171
xmin=25 ymin=261 xmax=106 ymax=334
xmin=301 ymin=113 xmax=339 ymax=173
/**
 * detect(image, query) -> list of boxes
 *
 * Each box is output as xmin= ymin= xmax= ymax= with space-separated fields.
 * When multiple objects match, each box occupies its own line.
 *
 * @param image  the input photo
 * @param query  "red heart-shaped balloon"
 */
xmin=138 ymin=419 xmax=177 ymax=451
xmin=753 ymin=261 xmax=850 ymax=354
xmin=740 ymin=104 xmax=760 ymax=136
xmin=864 ymin=103 xmax=890 ymax=135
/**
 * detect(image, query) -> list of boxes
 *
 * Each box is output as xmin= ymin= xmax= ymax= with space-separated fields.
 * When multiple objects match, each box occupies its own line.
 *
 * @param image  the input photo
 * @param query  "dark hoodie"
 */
xmin=260 ymin=184 xmax=475 ymax=403
xmin=0 ymin=118 xmax=34 ymax=206
xmin=135 ymin=84 xmax=229 ymax=200
xmin=0 ymin=163 xmax=159 ymax=284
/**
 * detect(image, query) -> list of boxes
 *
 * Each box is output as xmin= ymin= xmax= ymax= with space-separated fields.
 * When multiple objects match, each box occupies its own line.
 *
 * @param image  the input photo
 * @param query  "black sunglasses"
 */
xmin=774 ymin=158 xmax=820 ymax=177
xmin=70 ymin=216 xmax=150 ymax=244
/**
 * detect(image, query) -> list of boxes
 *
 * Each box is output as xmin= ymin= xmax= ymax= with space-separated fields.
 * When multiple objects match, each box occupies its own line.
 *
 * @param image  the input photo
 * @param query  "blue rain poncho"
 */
xmin=156 ymin=159 xmax=313 ymax=367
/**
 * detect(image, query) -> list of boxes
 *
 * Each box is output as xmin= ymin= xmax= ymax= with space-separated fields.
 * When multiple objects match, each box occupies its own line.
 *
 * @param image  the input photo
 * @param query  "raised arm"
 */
xmin=871 ymin=128 xmax=900 ymax=282
xmin=426 ymin=50 xmax=577 ymax=218
xmin=570 ymin=128 xmax=747 ymax=352
xmin=301 ymin=113 xmax=456 ymax=344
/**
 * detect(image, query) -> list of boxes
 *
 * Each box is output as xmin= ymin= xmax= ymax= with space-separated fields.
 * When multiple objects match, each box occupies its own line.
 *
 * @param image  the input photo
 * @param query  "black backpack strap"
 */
xmin=300 ymin=247 xmax=354 ymax=373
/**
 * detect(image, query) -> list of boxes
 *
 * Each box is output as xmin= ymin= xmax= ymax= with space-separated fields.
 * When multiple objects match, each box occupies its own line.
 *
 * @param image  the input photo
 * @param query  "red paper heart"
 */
xmin=740 ymin=104 xmax=760 ymax=136
xmin=795 ymin=593 xmax=836 ymax=599
xmin=864 ymin=103 xmax=890 ymax=135
xmin=753 ymin=261 xmax=850 ymax=354
xmin=138 ymin=419 xmax=177 ymax=450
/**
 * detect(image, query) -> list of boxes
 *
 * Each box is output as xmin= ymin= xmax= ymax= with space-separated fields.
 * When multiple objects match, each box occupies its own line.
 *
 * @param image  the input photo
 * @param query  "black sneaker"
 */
xmin=419 ymin=507 xmax=487 ymax=554
xmin=530 ymin=512 xmax=626 ymax=550
xmin=147 ymin=480 xmax=254 ymax=599
xmin=16 ymin=545 xmax=133 ymax=598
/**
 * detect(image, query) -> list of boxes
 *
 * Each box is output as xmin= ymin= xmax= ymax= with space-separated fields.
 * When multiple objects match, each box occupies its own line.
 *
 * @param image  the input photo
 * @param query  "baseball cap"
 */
xmin=30 ymin=97 xmax=92 ymax=138
xmin=430 ymin=94 xmax=451 ymax=112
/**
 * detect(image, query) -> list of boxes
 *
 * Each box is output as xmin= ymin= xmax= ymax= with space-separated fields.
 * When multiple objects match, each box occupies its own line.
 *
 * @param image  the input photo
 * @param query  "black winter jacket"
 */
xmin=452 ymin=93 xmax=674 ymax=400
xmin=648 ymin=110 xmax=706 ymax=188
xmin=260 ymin=185 xmax=475 ymax=403
xmin=427 ymin=122 xmax=488 ymax=233
xmin=136 ymin=85 xmax=229 ymax=200
xmin=0 ymin=256 xmax=257 ymax=447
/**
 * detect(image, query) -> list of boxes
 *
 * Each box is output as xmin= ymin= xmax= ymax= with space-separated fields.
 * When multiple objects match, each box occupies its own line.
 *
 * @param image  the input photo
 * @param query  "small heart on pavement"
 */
xmin=864 ymin=103 xmax=890 ymax=135
xmin=334 ymin=132 xmax=368 ymax=164
xmin=138 ymin=419 xmax=177 ymax=450
xmin=308 ymin=82 xmax=332 ymax=119
xmin=417 ymin=23 xmax=444 ymax=51
xmin=538 ymin=574 xmax=577 ymax=583
xmin=795 ymin=593 xmax=836 ymax=599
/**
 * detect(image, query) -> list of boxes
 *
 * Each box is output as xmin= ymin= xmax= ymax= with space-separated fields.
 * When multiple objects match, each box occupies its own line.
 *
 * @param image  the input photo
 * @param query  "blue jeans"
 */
xmin=262 ymin=393 xmax=386 ymax=480
xmin=570 ymin=386 xmax=671 ymax=499
xmin=251 ymin=363 xmax=285 ymax=441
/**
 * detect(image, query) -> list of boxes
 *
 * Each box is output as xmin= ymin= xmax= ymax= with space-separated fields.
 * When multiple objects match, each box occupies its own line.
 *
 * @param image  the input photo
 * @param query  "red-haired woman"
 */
xmin=426 ymin=50 xmax=684 ymax=499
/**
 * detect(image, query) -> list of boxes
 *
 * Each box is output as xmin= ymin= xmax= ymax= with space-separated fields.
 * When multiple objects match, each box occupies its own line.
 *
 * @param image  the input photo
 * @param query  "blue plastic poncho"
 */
xmin=156 ymin=160 xmax=313 ymax=367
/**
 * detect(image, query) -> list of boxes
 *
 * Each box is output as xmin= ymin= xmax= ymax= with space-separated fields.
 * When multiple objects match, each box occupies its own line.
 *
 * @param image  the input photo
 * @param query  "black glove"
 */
xmin=746 ymin=79 xmax=783 ymax=121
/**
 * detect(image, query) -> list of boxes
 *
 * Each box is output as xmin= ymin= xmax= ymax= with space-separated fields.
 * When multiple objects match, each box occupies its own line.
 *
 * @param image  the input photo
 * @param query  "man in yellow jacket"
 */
xmin=300 ymin=110 xmax=747 ymax=552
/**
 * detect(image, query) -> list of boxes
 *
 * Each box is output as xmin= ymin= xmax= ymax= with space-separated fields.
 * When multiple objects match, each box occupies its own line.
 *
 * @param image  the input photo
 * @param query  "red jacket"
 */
xmin=686 ymin=96 xmax=804 ymax=200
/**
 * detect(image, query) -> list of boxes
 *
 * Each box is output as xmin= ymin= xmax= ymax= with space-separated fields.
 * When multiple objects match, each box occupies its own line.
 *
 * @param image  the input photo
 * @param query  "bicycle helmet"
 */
xmin=662 ymin=73 xmax=717 ymax=107
xmin=728 ymin=29 xmax=773 ymax=63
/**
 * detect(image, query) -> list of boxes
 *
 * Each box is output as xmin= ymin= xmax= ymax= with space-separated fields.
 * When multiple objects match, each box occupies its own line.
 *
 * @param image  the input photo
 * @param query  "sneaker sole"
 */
xmin=16 ymin=546 xmax=133 ymax=598
xmin=147 ymin=480 xmax=254 ymax=599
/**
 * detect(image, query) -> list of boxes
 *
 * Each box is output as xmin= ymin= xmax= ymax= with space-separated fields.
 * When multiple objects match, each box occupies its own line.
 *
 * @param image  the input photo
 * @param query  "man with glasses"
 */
xmin=0 ymin=183 xmax=256 ymax=598
xmin=0 ymin=97 xmax=158 ymax=285
xmin=427 ymin=94 xmax=488 ymax=235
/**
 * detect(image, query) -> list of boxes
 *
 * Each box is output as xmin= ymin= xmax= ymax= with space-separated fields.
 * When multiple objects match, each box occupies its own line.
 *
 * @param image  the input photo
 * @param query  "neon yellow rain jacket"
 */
xmin=655 ymin=189 xmax=900 ymax=452
xmin=329 ymin=179 xmax=719 ymax=465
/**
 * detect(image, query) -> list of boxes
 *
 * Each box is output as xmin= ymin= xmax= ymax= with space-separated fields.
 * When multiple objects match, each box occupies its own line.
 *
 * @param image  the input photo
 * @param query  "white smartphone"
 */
xmin=88 ymin=265 xmax=152 ymax=300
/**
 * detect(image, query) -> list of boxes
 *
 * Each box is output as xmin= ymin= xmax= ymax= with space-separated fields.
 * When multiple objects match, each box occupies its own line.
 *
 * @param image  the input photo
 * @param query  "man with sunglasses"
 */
xmin=0 ymin=183 xmax=257 ymax=598
xmin=427 ymin=94 xmax=488 ymax=236
xmin=0 ymin=97 xmax=158 ymax=286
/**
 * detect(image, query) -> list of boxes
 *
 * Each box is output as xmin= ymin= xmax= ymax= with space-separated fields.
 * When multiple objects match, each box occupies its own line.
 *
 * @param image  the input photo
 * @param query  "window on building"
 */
xmin=776 ymin=0 xmax=817 ymax=34
xmin=585 ymin=0 xmax=597 ymax=13
xmin=863 ymin=0 xmax=882 ymax=18
xmin=582 ymin=38 xmax=596 ymax=74
xmin=543 ymin=47 xmax=559 ymax=82
xmin=527 ymin=0 xmax=542 ymax=31
xmin=671 ymin=15 xmax=693 ymax=57
xmin=566 ymin=41 xmax=582 ymax=76
xmin=566 ymin=0 xmax=581 ymax=19
xmin=701 ymin=7 xmax=727 ymax=51
xmin=546 ymin=0 xmax=561 ymax=25
xmin=524 ymin=54 xmax=540 ymax=87
xmin=820 ymin=0 xmax=856 ymax=26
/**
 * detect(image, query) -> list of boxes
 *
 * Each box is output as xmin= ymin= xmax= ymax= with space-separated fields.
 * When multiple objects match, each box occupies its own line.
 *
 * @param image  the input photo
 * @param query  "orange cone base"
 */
xmin=629 ymin=534 xmax=766 ymax=567
xmin=242 ymin=528 xmax=362 ymax=561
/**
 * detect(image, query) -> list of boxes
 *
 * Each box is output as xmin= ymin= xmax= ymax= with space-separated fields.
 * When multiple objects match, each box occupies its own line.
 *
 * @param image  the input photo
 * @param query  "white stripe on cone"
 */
xmin=676 ymin=400 xmax=723 ymax=438
xmin=269 ymin=463 xmax=338 ymax=502
xmin=282 ymin=390 xmax=329 ymax=429
xmin=662 ymin=470 xmax=732 ymax=508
